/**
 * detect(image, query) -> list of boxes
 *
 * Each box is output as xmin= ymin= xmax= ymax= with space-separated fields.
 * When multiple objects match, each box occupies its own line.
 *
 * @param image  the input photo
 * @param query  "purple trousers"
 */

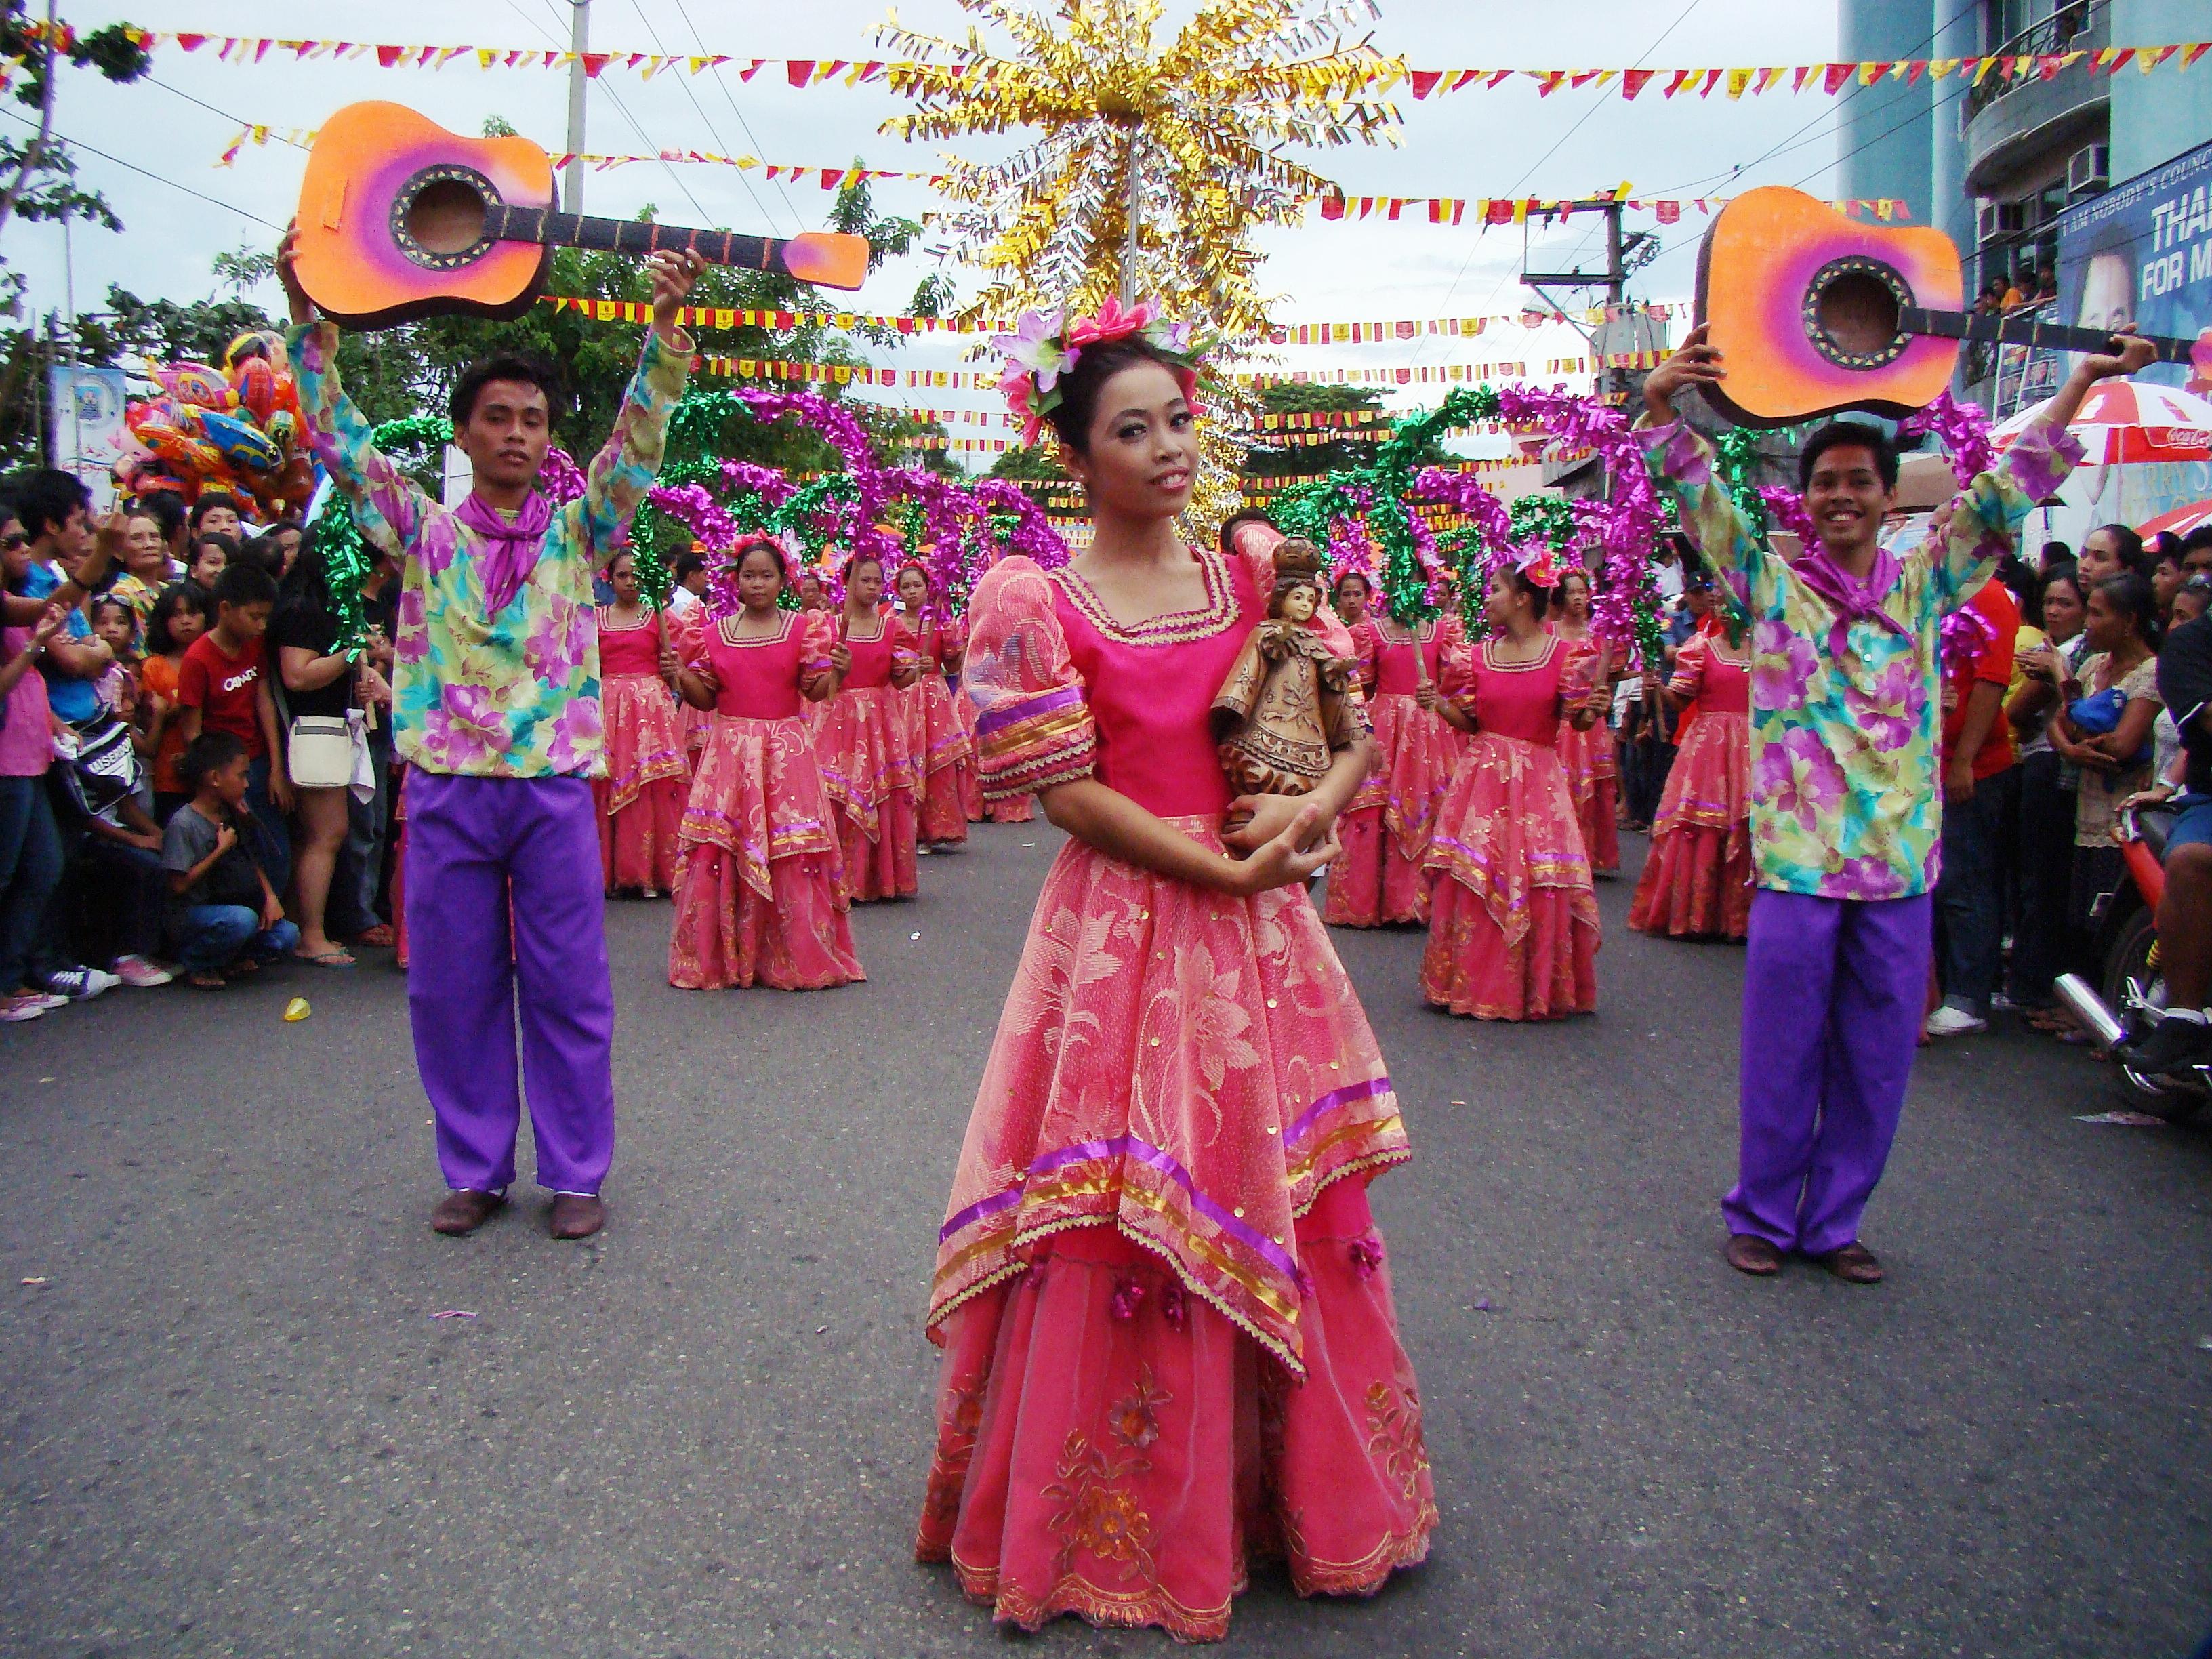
xmin=1725 ymin=888 xmax=1933 ymax=1256
xmin=405 ymin=773 xmax=615 ymax=1196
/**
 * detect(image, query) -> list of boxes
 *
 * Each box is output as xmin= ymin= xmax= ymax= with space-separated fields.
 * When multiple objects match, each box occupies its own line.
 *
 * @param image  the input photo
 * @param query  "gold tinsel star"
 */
xmin=880 ymin=0 xmax=1400 ymax=336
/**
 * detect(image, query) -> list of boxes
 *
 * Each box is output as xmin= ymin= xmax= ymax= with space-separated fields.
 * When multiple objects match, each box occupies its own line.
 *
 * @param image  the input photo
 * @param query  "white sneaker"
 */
xmin=40 ymin=966 xmax=119 ymax=1002
xmin=0 ymin=993 xmax=48 ymax=1023
xmin=1925 ymin=1005 xmax=1989 ymax=1038
xmin=114 ymin=955 xmax=173 ymax=989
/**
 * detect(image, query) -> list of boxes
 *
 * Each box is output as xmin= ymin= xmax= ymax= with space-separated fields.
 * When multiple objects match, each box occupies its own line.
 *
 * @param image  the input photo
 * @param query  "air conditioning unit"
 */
xmin=2068 ymin=144 xmax=2110 ymax=198
xmin=1977 ymin=200 xmax=2028 ymax=243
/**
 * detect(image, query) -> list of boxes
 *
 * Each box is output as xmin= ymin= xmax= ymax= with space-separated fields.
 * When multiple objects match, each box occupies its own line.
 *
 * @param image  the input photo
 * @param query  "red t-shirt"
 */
xmin=177 ymin=632 xmax=267 ymax=758
xmin=1942 ymin=579 xmax=2018 ymax=781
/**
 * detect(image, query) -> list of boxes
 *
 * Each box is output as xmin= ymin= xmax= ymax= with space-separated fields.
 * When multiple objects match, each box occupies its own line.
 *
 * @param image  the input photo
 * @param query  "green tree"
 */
xmin=1240 ymin=383 xmax=1448 ymax=482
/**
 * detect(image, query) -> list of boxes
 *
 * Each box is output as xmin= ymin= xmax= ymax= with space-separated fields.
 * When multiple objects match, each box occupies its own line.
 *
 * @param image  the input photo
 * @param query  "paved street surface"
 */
xmin=3 ymin=825 xmax=2208 ymax=1658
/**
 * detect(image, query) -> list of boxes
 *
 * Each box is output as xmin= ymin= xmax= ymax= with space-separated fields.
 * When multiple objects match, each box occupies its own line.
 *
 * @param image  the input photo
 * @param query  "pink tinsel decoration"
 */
xmin=537 ymin=445 xmax=586 ymax=504
xmin=1898 ymin=390 xmax=1996 ymax=487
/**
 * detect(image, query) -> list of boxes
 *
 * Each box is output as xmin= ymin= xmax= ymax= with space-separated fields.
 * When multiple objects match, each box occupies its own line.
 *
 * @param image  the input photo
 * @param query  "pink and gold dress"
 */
xmin=1422 ymin=636 xmax=1600 ymax=1020
xmin=1628 ymin=632 xmax=1753 ymax=941
xmin=816 ymin=614 xmax=920 ymax=902
xmin=1550 ymin=628 xmax=1621 ymax=875
xmin=668 ymin=609 xmax=861 ymax=990
xmin=1324 ymin=616 xmax=1465 ymax=928
xmin=920 ymin=546 xmax=1434 ymax=1643
xmin=592 ymin=605 xmax=689 ymax=893
xmin=906 ymin=613 xmax=974 ymax=846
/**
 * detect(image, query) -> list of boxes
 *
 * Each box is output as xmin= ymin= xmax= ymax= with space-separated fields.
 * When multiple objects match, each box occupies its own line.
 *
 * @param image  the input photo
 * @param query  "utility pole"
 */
xmin=1521 ymin=198 xmax=1660 ymax=401
xmin=562 ymin=0 xmax=590 ymax=214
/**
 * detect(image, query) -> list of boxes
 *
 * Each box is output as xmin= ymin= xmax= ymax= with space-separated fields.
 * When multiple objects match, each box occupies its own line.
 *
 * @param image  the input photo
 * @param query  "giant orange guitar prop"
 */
xmin=1694 ymin=186 xmax=2195 ymax=428
xmin=291 ymin=102 xmax=871 ymax=329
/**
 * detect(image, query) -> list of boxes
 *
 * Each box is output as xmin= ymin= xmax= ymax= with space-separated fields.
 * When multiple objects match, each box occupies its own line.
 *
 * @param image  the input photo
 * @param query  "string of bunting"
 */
xmin=549 ymin=294 xmax=1677 ymax=342
xmin=61 ymin=24 xmax=2212 ymax=96
xmin=693 ymin=356 xmax=1637 ymax=390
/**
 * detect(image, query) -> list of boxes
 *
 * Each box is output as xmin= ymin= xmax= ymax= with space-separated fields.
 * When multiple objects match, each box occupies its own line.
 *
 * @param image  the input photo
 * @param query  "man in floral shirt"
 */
xmin=279 ymin=230 xmax=704 ymax=1243
xmin=1639 ymin=323 xmax=2153 ymax=1284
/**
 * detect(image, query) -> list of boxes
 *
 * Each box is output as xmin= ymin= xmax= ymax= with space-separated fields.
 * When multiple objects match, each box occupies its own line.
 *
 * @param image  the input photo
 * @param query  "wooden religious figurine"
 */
xmin=1212 ymin=537 xmax=1364 ymax=795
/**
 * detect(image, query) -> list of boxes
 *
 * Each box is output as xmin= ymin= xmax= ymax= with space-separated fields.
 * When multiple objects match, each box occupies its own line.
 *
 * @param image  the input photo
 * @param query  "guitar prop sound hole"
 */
xmin=1803 ymin=256 xmax=1912 ymax=370
xmin=391 ymin=167 xmax=497 ymax=270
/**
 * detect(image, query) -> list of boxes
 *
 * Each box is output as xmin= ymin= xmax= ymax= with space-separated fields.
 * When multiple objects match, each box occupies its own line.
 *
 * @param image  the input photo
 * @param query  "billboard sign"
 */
xmin=45 ymin=363 xmax=129 ymax=510
xmin=2055 ymin=137 xmax=2212 ymax=396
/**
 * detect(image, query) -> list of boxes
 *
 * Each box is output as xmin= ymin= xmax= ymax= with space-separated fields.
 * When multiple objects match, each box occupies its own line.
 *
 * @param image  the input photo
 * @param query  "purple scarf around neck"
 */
xmin=453 ymin=491 xmax=556 ymax=615
xmin=1790 ymin=540 xmax=1910 ymax=662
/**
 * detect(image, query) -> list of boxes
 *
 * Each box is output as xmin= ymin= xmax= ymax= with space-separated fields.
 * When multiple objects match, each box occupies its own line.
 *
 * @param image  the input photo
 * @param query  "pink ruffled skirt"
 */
xmin=1556 ymin=716 xmax=1620 ymax=874
xmin=1324 ymin=692 xmax=1460 ymax=928
xmin=911 ymin=674 xmax=974 ymax=846
xmin=1422 ymin=733 xmax=1599 ymax=1021
xmin=594 ymin=672 xmax=690 ymax=893
xmin=815 ymin=685 xmax=918 ymax=903
xmin=1628 ymin=709 xmax=1752 ymax=941
xmin=922 ymin=818 xmax=1433 ymax=1640
xmin=668 ymin=712 xmax=861 ymax=991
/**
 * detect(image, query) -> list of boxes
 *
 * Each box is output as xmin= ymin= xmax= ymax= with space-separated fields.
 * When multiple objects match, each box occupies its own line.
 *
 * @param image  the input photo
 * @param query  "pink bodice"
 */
xmin=1359 ymin=619 xmax=1450 ymax=697
xmin=696 ymin=611 xmax=832 ymax=720
xmin=1049 ymin=548 xmax=1265 ymax=819
xmin=1456 ymin=638 xmax=1582 ymax=747
xmin=597 ymin=607 xmax=663 ymax=678
xmin=838 ymin=614 xmax=913 ymax=690
xmin=1675 ymin=634 xmax=1751 ymax=715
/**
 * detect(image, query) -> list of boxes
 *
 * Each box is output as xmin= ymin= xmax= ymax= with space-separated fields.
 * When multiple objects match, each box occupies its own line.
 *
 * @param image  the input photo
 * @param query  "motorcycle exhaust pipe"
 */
xmin=2055 ymin=973 xmax=2130 ymax=1051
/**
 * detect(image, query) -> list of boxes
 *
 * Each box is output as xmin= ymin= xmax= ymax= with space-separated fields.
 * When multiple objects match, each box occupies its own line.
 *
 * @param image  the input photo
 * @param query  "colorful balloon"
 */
xmin=149 ymin=360 xmax=236 ymax=411
xmin=199 ymin=407 xmax=283 ymax=475
xmin=230 ymin=354 xmax=278 ymax=424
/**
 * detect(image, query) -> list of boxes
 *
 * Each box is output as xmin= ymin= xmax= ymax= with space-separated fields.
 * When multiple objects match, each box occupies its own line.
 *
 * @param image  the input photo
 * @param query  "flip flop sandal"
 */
xmin=295 ymin=950 xmax=357 ymax=968
xmin=187 ymin=969 xmax=226 ymax=989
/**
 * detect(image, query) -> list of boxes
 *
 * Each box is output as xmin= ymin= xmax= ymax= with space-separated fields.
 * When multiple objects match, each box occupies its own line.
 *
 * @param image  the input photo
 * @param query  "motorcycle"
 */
xmin=2054 ymin=800 xmax=2209 ymax=1120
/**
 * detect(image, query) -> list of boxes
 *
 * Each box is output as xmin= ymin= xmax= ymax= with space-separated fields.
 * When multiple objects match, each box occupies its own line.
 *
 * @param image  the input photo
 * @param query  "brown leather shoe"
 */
xmin=549 ymin=1193 xmax=605 ymax=1240
xmin=1723 ymin=1233 xmax=1783 ymax=1276
xmin=1814 ymin=1242 xmax=1884 ymax=1284
xmin=430 ymin=1188 xmax=504 ymax=1236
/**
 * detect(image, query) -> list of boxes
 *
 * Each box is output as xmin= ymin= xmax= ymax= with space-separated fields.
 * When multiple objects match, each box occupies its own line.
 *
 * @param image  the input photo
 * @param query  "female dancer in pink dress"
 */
xmin=667 ymin=536 xmax=861 ymax=989
xmin=1330 ymin=568 xmax=1372 ymax=631
xmin=817 ymin=552 xmax=920 ymax=901
xmin=1422 ymin=558 xmax=1601 ymax=1020
xmin=1548 ymin=569 xmax=1621 ymax=877
xmin=893 ymin=561 xmax=974 ymax=851
xmin=1627 ymin=625 xmax=1754 ymax=940
xmin=1324 ymin=607 xmax=1465 ymax=928
xmin=920 ymin=311 xmax=1434 ymax=1641
xmin=592 ymin=550 xmax=689 ymax=897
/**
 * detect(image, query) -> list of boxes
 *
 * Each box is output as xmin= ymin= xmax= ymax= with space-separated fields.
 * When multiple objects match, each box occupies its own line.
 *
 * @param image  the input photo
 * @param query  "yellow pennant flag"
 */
xmin=1725 ymin=67 xmax=1753 ymax=99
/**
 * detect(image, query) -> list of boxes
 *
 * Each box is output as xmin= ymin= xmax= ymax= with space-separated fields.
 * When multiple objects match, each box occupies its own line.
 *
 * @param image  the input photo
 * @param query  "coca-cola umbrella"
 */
xmin=1992 ymin=380 xmax=2212 ymax=467
xmin=2137 ymin=497 xmax=2212 ymax=539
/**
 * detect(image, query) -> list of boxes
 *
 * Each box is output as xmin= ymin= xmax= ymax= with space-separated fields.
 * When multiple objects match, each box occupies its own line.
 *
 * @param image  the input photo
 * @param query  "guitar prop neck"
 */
xmin=1900 ymin=305 xmax=2194 ymax=363
xmin=485 ymin=203 xmax=788 ymax=274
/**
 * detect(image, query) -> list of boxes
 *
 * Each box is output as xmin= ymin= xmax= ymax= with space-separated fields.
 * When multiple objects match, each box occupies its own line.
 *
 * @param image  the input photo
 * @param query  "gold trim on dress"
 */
xmin=1050 ymin=546 xmax=1238 ymax=647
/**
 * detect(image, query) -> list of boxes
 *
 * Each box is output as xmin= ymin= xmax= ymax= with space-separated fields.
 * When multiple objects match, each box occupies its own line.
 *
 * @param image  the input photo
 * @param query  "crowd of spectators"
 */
xmin=0 ymin=470 xmax=398 ymax=1018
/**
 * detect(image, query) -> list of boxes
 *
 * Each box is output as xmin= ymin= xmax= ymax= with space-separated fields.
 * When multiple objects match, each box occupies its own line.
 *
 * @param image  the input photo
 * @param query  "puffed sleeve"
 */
xmin=1668 ymin=633 xmax=1710 ymax=701
xmin=670 ymin=602 xmax=713 ymax=681
xmin=796 ymin=609 xmax=836 ymax=695
xmin=964 ymin=556 xmax=1095 ymax=802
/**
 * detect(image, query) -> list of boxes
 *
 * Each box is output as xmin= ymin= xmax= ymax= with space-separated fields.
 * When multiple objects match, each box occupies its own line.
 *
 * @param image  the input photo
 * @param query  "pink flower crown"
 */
xmin=1511 ymin=542 xmax=1562 ymax=588
xmin=991 ymin=297 xmax=1213 ymax=448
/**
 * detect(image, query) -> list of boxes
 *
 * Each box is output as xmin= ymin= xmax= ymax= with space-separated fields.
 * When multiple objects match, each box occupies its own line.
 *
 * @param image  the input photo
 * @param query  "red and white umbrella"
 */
xmin=2139 ymin=498 xmax=2212 ymax=539
xmin=1992 ymin=380 xmax=2212 ymax=466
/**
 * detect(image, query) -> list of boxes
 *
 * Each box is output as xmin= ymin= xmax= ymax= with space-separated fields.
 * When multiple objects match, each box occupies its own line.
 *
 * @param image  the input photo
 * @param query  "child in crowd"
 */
xmin=176 ymin=561 xmax=291 ymax=889
xmin=188 ymin=533 xmax=234 ymax=591
xmin=89 ymin=595 xmax=141 ymax=720
xmin=137 ymin=583 xmax=207 ymax=821
xmin=161 ymin=731 xmax=297 ymax=988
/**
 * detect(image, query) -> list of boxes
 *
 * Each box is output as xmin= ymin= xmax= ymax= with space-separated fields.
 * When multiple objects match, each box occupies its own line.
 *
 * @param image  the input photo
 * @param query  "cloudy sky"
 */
xmin=13 ymin=1 xmax=1858 ymax=458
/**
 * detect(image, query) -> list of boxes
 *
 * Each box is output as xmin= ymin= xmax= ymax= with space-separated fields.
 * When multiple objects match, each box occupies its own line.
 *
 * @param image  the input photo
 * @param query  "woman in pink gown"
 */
xmin=1627 ymin=627 xmax=1754 ymax=940
xmin=667 ymin=537 xmax=861 ymax=989
xmin=1324 ymin=610 xmax=1465 ymax=927
xmin=815 ymin=552 xmax=921 ymax=902
xmin=1422 ymin=559 xmax=1601 ymax=1020
xmin=893 ymin=561 xmax=975 ymax=851
xmin=1548 ymin=569 xmax=1621 ymax=877
xmin=592 ymin=550 xmax=689 ymax=897
xmin=920 ymin=319 xmax=1434 ymax=1642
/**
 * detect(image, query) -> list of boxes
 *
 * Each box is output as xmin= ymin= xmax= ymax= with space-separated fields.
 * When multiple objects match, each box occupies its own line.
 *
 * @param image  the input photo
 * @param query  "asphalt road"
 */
xmin=3 ymin=825 xmax=2209 ymax=1659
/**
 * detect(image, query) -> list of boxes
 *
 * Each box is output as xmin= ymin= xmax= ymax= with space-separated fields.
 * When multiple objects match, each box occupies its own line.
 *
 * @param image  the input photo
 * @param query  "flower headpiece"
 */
xmin=991 ymin=297 xmax=1212 ymax=448
xmin=1512 ymin=542 xmax=1562 ymax=588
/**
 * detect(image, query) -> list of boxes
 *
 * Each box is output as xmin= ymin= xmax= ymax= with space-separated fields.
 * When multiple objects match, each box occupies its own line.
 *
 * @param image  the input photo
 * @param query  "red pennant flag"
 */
xmin=785 ymin=60 xmax=814 ymax=86
xmin=2036 ymin=54 xmax=2065 ymax=80
xmin=1409 ymin=68 xmax=1442 ymax=98
xmin=1824 ymin=62 xmax=1853 ymax=94
xmin=580 ymin=53 xmax=612 ymax=77
xmin=1320 ymin=195 xmax=1345 ymax=220
xmin=1663 ymin=70 xmax=1696 ymax=96
xmin=1904 ymin=59 xmax=1927 ymax=84
xmin=1655 ymin=201 xmax=1681 ymax=224
xmin=2184 ymin=43 xmax=2211 ymax=68
xmin=1534 ymin=70 xmax=1565 ymax=96
xmin=376 ymin=44 xmax=403 ymax=67
xmin=1484 ymin=199 xmax=1515 ymax=225
xmin=1483 ymin=69 xmax=1512 ymax=88
xmin=175 ymin=33 xmax=207 ymax=52
xmin=1698 ymin=68 xmax=1725 ymax=96
xmin=1791 ymin=64 xmax=1814 ymax=91
xmin=1621 ymin=68 xmax=1656 ymax=99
